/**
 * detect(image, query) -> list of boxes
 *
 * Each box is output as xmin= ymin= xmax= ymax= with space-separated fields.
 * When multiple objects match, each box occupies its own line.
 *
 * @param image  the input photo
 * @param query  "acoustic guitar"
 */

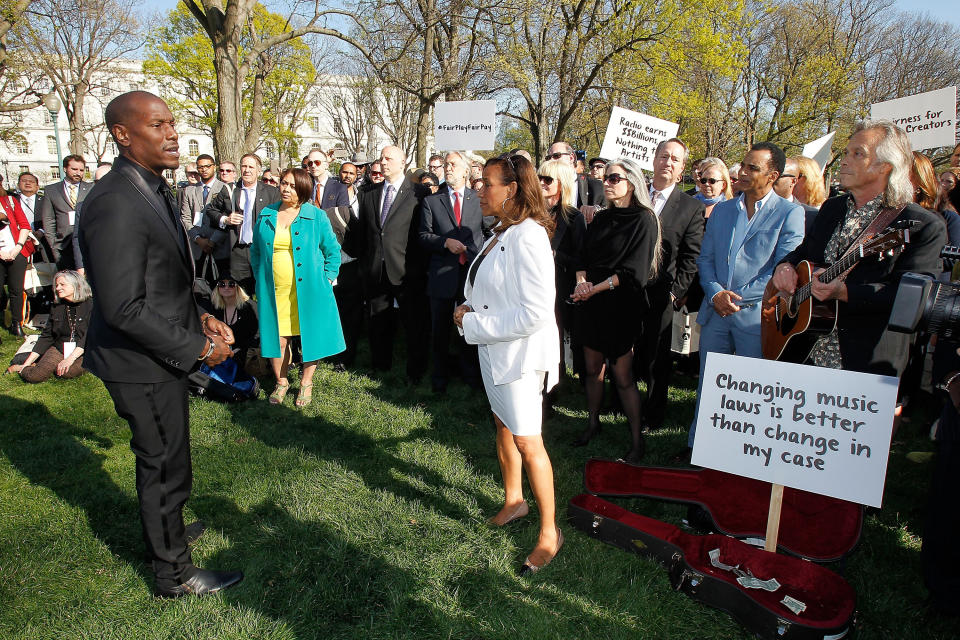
xmin=761 ymin=227 xmax=910 ymax=363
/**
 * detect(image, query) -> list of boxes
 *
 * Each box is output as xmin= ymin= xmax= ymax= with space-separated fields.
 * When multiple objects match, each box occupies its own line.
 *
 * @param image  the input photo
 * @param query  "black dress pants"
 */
xmin=429 ymin=264 xmax=479 ymax=389
xmin=635 ymin=287 xmax=675 ymax=427
xmin=0 ymin=253 xmax=28 ymax=327
xmin=334 ymin=260 xmax=364 ymax=366
xmin=367 ymin=270 xmax=429 ymax=380
xmin=104 ymin=378 xmax=196 ymax=588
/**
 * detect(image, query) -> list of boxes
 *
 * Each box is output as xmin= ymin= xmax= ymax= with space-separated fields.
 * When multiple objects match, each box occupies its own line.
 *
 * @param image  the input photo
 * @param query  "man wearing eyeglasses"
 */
xmin=773 ymin=156 xmax=819 ymax=235
xmin=588 ymin=157 xmax=607 ymax=181
xmin=180 ymin=153 xmax=226 ymax=277
xmin=362 ymin=161 xmax=385 ymax=191
xmin=545 ymin=142 xmax=606 ymax=220
xmin=305 ymin=148 xmax=349 ymax=211
xmin=635 ymin=138 xmax=706 ymax=435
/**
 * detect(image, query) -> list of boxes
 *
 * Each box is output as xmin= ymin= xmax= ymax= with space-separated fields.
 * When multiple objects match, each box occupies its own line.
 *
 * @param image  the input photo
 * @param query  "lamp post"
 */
xmin=43 ymin=91 xmax=63 ymax=176
xmin=1 ymin=159 xmax=8 ymax=185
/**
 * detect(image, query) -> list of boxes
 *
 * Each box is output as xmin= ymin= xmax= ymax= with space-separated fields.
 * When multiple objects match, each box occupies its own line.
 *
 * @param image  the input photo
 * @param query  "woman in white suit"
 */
xmin=454 ymin=156 xmax=563 ymax=576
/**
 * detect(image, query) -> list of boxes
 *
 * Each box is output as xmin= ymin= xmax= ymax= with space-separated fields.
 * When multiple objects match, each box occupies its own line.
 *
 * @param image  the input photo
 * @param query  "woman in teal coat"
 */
xmin=250 ymin=167 xmax=345 ymax=407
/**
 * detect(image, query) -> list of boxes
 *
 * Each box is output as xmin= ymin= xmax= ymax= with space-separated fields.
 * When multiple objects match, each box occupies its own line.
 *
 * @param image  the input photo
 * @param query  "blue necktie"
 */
xmin=380 ymin=184 xmax=395 ymax=226
xmin=202 ymin=183 xmax=209 ymax=202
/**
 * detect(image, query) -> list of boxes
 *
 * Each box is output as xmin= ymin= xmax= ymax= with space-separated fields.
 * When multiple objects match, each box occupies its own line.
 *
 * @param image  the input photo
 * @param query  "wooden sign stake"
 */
xmin=764 ymin=483 xmax=784 ymax=552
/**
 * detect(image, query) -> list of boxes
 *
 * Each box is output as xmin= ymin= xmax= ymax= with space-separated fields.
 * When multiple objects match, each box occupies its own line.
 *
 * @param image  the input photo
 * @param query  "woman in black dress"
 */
xmin=201 ymin=274 xmax=259 ymax=367
xmin=570 ymin=158 xmax=661 ymax=462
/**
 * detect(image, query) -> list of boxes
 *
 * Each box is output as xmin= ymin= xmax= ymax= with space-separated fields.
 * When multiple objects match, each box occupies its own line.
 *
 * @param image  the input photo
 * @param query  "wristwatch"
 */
xmin=198 ymin=338 xmax=215 ymax=361
xmin=937 ymin=371 xmax=960 ymax=392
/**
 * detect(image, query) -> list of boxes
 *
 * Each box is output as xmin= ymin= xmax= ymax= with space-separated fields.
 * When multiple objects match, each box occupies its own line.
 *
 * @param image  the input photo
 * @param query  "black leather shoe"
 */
xmin=9 ymin=324 xmax=23 ymax=337
xmin=184 ymin=520 xmax=206 ymax=545
xmin=155 ymin=568 xmax=244 ymax=598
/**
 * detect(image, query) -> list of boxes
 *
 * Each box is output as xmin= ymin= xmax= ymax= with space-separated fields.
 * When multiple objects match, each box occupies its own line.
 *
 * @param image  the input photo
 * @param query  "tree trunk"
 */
xmin=67 ymin=83 xmax=89 ymax=156
xmin=213 ymin=42 xmax=246 ymax=162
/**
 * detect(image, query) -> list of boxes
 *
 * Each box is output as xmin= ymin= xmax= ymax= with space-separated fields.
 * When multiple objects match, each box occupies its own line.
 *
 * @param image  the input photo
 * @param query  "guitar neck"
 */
xmin=793 ymin=249 xmax=863 ymax=304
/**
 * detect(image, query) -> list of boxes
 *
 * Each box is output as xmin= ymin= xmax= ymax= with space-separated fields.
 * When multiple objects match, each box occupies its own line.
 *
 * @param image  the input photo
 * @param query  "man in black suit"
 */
xmin=546 ymin=141 xmax=607 ymax=213
xmin=78 ymin=91 xmax=243 ymax=598
xmin=204 ymin=153 xmax=280 ymax=293
xmin=38 ymin=154 xmax=92 ymax=270
xmin=344 ymin=144 xmax=431 ymax=382
xmin=771 ymin=120 xmax=945 ymax=377
xmin=419 ymin=151 xmax=484 ymax=393
xmin=774 ymin=156 xmax=820 ymax=235
xmin=635 ymin=138 xmax=705 ymax=432
xmin=306 ymin=148 xmax=349 ymax=211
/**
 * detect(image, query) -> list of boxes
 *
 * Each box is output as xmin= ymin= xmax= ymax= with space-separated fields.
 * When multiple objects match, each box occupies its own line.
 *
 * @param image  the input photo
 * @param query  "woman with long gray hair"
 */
xmin=570 ymin=157 xmax=661 ymax=463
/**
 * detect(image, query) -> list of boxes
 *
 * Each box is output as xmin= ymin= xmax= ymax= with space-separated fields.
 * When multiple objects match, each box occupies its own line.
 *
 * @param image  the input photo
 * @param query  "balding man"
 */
xmin=78 ymin=91 xmax=243 ymax=597
xmin=343 ymin=144 xmax=431 ymax=382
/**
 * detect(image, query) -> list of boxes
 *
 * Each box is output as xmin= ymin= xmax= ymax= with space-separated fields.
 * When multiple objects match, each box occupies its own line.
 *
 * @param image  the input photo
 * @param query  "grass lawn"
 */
xmin=0 ymin=336 xmax=954 ymax=639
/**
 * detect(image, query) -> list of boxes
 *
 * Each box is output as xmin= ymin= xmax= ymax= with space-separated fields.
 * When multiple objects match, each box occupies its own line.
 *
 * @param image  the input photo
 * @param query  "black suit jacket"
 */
xmin=38 ymin=179 xmax=92 ymax=260
xmin=78 ymin=156 xmax=207 ymax=383
xmin=206 ymin=181 xmax=282 ymax=258
xmin=801 ymin=202 xmax=819 ymax=237
xmin=577 ymin=175 xmax=607 ymax=208
xmin=780 ymin=195 xmax=946 ymax=377
xmin=419 ymin=187 xmax=484 ymax=298
xmin=313 ymin=177 xmax=350 ymax=211
xmin=652 ymin=187 xmax=706 ymax=299
xmin=344 ymin=178 xmax=430 ymax=288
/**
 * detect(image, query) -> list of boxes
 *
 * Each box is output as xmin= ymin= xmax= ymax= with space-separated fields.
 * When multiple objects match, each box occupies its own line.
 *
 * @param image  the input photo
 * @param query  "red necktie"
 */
xmin=454 ymin=192 xmax=465 ymax=264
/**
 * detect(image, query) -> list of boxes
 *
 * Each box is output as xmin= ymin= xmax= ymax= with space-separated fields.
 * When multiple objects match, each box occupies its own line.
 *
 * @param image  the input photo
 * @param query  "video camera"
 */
xmin=888 ymin=245 xmax=960 ymax=338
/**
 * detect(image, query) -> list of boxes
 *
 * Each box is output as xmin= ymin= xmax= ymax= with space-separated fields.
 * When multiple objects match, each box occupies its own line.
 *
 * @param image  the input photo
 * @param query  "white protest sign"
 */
xmin=691 ymin=353 xmax=898 ymax=507
xmin=801 ymin=131 xmax=835 ymax=173
xmin=434 ymin=100 xmax=496 ymax=151
xmin=599 ymin=107 xmax=679 ymax=171
xmin=870 ymin=86 xmax=957 ymax=151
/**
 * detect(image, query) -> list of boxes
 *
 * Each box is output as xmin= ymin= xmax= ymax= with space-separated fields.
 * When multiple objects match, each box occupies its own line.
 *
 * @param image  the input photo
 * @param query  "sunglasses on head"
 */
xmin=699 ymin=177 xmax=723 ymax=185
xmin=537 ymin=175 xmax=554 ymax=186
xmin=216 ymin=281 xmax=237 ymax=288
xmin=603 ymin=173 xmax=626 ymax=185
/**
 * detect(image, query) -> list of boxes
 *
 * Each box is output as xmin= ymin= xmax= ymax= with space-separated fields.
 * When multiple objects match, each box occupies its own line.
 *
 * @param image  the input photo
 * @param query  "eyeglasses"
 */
xmin=547 ymin=152 xmax=572 ymax=160
xmin=307 ymin=159 xmax=324 ymax=166
xmin=219 ymin=168 xmax=235 ymax=173
xmin=216 ymin=281 xmax=237 ymax=288
xmin=779 ymin=173 xmax=796 ymax=179
xmin=590 ymin=164 xmax=605 ymax=170
xmin=537 ymin=175 xmax=555 ymax=186
xmin=603 ymin=174 xmax=626 ymax=185
xmin=429 ymin=164 xmax=443 ymax=170
xmin=196 ymin=163 xmax=214 ymax=170
xmin=186 ymin=171 xmax=200 ymax=177
xmin=370 ymin=171 xmax=383 ymax=177
xmin=699 ymin=177 xmax=724 ymax=185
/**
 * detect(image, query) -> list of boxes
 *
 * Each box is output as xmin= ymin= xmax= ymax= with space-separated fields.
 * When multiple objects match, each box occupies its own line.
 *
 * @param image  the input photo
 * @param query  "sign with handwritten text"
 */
xmin=434 ymin=100 xmax=496 ymax=151
xmin=870 ymin=86 xmax=957 ymax=151
xmin=691 ymin=353 xmax=898 ymax=507
xmin=598 ymin=107 xmax=679 ymax=171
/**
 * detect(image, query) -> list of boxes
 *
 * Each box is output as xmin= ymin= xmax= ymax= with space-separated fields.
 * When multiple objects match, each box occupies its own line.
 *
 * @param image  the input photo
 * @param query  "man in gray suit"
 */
xmin=179 ymin=153 xmax=225 ymax=280
xmin=204 ymin=153 xmax=280 ymax=293
xmin=38 ymin=154 xmax=92 ymax=270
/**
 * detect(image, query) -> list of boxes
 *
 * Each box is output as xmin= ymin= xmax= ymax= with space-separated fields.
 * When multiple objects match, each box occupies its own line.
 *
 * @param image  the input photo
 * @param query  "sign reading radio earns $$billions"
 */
xmin=599 ymin=106 xmax=679 ymax=172
xmin=691 ymin=353 xmax=899 ymax=507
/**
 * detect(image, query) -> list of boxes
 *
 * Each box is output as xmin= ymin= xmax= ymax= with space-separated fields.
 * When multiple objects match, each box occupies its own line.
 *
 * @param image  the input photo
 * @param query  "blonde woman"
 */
xmin=201 ymin=274 xmax=259 ymax=366
xmin=693 ymin=156 xmax=733 ymax=218
xmin=793 ymin=156 xmax=827 ymax=208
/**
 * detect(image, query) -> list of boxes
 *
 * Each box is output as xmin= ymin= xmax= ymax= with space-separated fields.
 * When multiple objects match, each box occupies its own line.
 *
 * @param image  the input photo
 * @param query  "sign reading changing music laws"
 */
xmin=870 ymin=86 xmax=957 ymax=151
xmin=434 ymin=100 xmax=496 ymax=151
xmin=599 ymin=107 xmax=679 ymax=171
xmin=691 ymin=353 xmax=899 ymax=507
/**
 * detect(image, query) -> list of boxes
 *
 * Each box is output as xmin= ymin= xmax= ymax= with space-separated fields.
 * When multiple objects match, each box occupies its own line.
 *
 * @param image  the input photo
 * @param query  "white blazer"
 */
xmin=461 ymin=218 xmax=560 ymax=387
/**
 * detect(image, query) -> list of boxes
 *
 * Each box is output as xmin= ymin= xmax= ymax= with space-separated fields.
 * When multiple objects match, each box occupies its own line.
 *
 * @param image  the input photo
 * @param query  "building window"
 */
xmin=188 ymin=139 xmax=199 ymax=155
xmin=164 ymin=169 xmax=175 ymax=182
xmin=264 ymin=141 xmax=275 ymax=159
xmin=309 ymin=116 xmax=320 ymax=132
xmin=50 ymin=165 xmax=61 ymax=180
xmin=310 ymin=142 xmax=322 ymax=151
xmin=100 ymin=85 xmax=109 ymax=97
xmin=129 ymin=82 xmax=139 ymax=92
xmin=43 ymin=110 xmax=52 ymax=125
xmin=19 ymin=165 xmax=29 ymax=174
xmin=333 ymin=116 xmax=343 ymax=132
xmin=9 ymin=112 xmax=22 ymax=124
xmin=110 ymin=142 xmax=118 ymax=156
xmin=14 ymin=136 xmax=28 ymax=154
xmin=46 ymin=136 xmax=57 ymax=155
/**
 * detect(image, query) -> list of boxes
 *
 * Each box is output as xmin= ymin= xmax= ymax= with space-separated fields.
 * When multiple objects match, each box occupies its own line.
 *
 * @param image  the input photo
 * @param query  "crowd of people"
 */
xmin=1 ymin=88 xmax=959 ymax=604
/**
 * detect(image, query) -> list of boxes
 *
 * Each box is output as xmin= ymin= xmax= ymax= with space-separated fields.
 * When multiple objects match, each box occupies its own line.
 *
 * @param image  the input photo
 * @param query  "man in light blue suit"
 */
xmin=685 ymin=142 xmax=805 ymax=453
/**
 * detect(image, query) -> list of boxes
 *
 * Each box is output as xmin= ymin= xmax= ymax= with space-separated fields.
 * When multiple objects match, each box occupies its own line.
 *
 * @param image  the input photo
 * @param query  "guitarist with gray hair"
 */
xmin=769 ymin=120 xmax=944 ymax=376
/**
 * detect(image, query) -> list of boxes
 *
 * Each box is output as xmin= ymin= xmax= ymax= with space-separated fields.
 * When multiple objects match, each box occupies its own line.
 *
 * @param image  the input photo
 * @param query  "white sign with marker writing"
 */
xmin=598 ymin=107 xmax=679 ymax=171
xmin=691 ymin=353 xmax=898 ymax=507
xmin=434 ymin=100 xmax=496 ymax=151
xmin=870 ymin=86 xmax=957 ymax=151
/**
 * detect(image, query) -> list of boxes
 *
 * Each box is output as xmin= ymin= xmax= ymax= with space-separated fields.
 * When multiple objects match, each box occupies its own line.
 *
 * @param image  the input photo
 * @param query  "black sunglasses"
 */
xmin=537 ymin=175 xmax=555 ymax=185
xmin=603 ymin=173 xmax=626 ymax=185
xmin=547 ymin=152 xmax=571 ymax=160
xmin=699 ymin=177 xmax=724 ymax=185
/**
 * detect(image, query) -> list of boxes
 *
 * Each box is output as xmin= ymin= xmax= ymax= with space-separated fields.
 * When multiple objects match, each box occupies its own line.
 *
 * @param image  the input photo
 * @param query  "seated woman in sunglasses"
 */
xmin=570 ymin=158 xmax=661 ymax=463
xmin=693 ymin=157 xmax=733 ymax=219
xmin=537 ymin=158 xmax=587 ymax=382
xmin=200 ymin=274 xmax=259 ymax=367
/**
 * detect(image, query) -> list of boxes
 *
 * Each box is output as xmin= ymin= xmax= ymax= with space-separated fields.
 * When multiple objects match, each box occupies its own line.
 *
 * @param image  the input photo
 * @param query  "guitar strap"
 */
xmin=833 ymin=204 xmax=906 ymax=282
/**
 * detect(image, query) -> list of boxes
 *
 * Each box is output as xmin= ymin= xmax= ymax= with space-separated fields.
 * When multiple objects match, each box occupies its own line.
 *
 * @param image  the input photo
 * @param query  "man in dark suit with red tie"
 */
xmin=420 ymin=151 xmax=484 ymax=393
xmin=78 ymin=91 xmax=243 ymax=598
xmin=306 ymin=147 xmax=350 ymax=211
xmin=344 ymin=144 xmax=431 ymax=382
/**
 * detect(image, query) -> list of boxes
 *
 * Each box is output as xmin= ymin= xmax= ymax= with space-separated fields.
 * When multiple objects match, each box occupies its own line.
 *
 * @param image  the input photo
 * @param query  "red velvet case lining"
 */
xmin=572 ymin=494 xmax=856 ymax=628
xmin=584 ymin=460 xmax=862 ymax=561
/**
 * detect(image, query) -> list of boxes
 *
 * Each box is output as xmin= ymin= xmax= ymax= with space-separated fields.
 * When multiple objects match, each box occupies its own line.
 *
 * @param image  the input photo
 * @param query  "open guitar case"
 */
xmin=568 ymin=459 xmax=862 ymax=639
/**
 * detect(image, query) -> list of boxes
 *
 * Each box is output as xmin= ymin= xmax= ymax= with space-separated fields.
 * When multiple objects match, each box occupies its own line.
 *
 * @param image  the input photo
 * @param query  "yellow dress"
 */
xmin=273 ymin=224 xmax=300 ymax=336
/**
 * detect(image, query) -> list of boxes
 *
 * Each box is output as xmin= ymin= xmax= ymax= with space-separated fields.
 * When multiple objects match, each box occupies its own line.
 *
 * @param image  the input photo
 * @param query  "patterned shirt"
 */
xmin=807 ymin=194 xmax=884 ymax=369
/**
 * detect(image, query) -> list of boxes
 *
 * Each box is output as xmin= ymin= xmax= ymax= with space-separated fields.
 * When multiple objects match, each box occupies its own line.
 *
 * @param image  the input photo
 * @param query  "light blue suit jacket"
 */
xmin=696 ymin=192 xmax=804 ymax=332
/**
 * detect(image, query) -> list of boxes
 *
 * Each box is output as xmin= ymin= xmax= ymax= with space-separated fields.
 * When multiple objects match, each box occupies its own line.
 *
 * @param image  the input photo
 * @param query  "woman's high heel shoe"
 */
xmin=518 ymin=528 xmax=564 ymax=576
xmin=572 ymin=424 xmax=601 ymax=447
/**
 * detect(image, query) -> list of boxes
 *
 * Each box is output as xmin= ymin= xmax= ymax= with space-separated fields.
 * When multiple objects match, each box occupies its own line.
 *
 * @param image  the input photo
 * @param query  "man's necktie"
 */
xmin=380 ymin=184 xmax=395 ymax=226
xmin=68 ymin=184 xmax=77 ymax=208
xmin=453 ymin=191 xmax=465 ymax=265
xmin=241 ymin=189 xmax=254 ymax=244
xmin=202 ymin=184 xmax=209 ymax=203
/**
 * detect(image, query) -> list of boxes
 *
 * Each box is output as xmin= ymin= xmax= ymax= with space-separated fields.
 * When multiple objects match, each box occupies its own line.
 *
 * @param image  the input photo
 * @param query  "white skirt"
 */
xmin=478 ymin=344 xmax=547 ymax=436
